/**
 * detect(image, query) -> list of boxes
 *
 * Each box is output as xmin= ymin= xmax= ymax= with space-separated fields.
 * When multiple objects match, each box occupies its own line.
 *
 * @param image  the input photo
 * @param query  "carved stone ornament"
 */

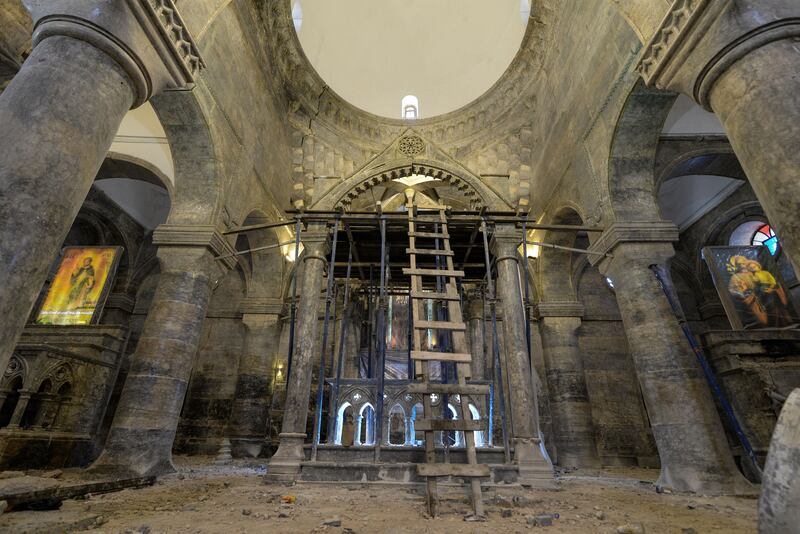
xmin=637 ymin=0 xmax=709 ymax=86
xmin=24 ymin=0 xmax=205 ymax=107
xmin=397 ymin=135 xmax=426 ymax=157
xmin=4 ymin=355 xmax=22 ymax=377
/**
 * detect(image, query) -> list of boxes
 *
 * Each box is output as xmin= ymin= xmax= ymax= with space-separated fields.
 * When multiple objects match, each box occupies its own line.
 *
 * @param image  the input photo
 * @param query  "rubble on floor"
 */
xmin=0 ymin=460 xmax=757 ymax=533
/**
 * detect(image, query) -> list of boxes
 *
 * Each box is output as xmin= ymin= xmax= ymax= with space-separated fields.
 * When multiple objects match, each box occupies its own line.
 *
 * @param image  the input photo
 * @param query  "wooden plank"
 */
xmin=411 ymin=350 xmax=473 ymax=363
xmin=407 ymin=383 xmax=490 ymax=395
xmin=414 ymin=419 xmax=485 ymax=432
xmin=409 ymin=231 xmax=449 ymax=239
xmin=403 ymin=268 xmax=465 ymax=278
xmin=405 ymin=248 xmax=454 ymax=256
xmin=417 ymin=463 xmax=490 ymax=478
xmin=414 ymin=320 xmax=466 ymax=331
xmin=409 ymin=291 xmax=460 ymax=301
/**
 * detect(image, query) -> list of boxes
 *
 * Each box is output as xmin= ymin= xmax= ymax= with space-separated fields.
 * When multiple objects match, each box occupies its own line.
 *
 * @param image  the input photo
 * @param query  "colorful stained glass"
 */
xmin=752 ymin=224 xmax=780 ymax=256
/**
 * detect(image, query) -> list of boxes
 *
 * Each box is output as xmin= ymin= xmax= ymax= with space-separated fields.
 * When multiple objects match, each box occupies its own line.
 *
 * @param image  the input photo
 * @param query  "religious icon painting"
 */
xmin=702 ymin=246 xmax=800 ymax=330
xmin=36 ymin=246 xmax=123 ymax=325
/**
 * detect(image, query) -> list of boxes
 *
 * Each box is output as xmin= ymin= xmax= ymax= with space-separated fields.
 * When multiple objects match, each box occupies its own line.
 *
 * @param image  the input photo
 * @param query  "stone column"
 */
xmin=490 ymin=224 xmax=554 ymax=486
xmin=638 ymin=0 xmax=800 ymax=264
xmin=229 ymin=298 xmax=283 ymax=458
xmin=6 ymin=390 xmax=31 ymax=429
xmin=759 ymin=388 xmax=800 ymax=533
xmin=92 ymin=227 xmax=234 ymax=477
xmin=536 ymin=302 xmax=599 ymax=467
xmin=0 ymin=1 xmax=203 ymax=379
xmin=465 ymin=289 xmax=486 ymax=380
xmin=589 ymin=223 xmax=751 ymax=494
xmin=267 ymin=225 xmax=329 ymax=481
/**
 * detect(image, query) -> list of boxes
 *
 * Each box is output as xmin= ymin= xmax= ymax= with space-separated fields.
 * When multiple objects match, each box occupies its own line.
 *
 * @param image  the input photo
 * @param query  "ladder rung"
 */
xmin=409 ymin=231 xmax=449 ymax=239
xmin=414 ymin=419 xmax=484 ymax=432
xmin=406 ymin=248 xmax=454 ymax=256
xmin=407 ymin=383 xmax=491 ymax=396
xmin=417 ymin=464 xmax=490 ymax=478
xmin=411 ymin=350 xmax=472 ymax=363
xmin=410 ymin=291 xmax=460 ymax=301
xmin=414 ymin=321 xmax=466 ymax=331
xmin=403 ymin=268 xmax=464 ymax=278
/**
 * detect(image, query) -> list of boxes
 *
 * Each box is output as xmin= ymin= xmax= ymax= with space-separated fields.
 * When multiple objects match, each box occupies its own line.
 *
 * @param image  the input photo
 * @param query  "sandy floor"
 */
xmin=1 ymin=459 xmax=758 ymax=534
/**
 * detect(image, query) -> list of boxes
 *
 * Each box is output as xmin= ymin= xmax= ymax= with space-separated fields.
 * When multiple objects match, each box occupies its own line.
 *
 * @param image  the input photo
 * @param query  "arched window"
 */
xmin=729 ymin=220 xmax=780 ymax=256
xmin=292 ymin=1 xmax=303 ymax=33
xmin=752 ymin=224 xmax=780 ymax=256
xmin=401 ymin=95 xmax=419 ymax=119
xmin=520 ymin=0 xmax=531 ymax=22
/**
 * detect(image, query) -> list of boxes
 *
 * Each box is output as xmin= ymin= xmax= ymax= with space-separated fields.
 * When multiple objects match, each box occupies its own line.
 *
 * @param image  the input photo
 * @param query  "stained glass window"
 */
xmin=752 ymin=223 xmax=780 ymax=256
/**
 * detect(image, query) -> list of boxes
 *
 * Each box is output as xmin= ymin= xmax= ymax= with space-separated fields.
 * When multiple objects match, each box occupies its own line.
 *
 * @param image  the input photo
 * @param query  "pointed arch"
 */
xmin=313 ymin=159 xmax=507 ymax=211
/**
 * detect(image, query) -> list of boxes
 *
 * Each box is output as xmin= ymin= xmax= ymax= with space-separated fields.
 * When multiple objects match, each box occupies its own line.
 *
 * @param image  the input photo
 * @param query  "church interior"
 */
xmin=1 ymin=1 xmax=800 ymax=532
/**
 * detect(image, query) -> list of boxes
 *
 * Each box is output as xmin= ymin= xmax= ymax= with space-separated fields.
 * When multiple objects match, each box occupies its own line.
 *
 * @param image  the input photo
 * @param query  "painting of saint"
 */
xmin=36 ymin=247 xmax=122 ymax=325
xmin=703 ymin=246 xmax=799 ymax=330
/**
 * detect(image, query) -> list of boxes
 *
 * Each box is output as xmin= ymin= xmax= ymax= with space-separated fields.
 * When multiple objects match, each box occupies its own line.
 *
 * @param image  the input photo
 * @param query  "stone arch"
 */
xmin=101 ymin=152 xmax=175 ymax=200
xmin=2 ymin=354 xmax=27 ymax=389
xmin=607 ymin=81 xmax=678 ymax=222
xmin=237 ymin=209 xmax=286 ymax=300
xmin=537 ymin=207 xmax=586 ymax=302
xmin=655 ymin=146 xmax=745 ymax=193
xmin=388 ymin=403 xmax=406 ymax=446
xmin=40 ymin=362 xmax=75 ymax=392
xmin=0 ymin=374 xmax=24 ymax=428
xmin=334 ymin=401 xmax=353 ymax=445
xmin=605 ymin=0 xmax=668 ymax=44
xmin=357 ymin=402 xmax=376 ymax=446
xmin=312 ymin=159 xmax=505 ymax=211
xmin=149 ymin=91 xmax=223 ymax=226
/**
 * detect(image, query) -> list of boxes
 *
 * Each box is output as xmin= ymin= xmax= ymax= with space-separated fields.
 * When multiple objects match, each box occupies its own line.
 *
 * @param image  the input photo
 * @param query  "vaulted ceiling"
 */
xmin=293 ymin=0 xmax=529 ymax=119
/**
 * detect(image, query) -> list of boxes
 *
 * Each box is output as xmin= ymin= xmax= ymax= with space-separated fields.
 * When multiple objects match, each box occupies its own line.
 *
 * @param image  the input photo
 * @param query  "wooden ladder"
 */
xmin=404 ymin=195 xmax=488 ymax=519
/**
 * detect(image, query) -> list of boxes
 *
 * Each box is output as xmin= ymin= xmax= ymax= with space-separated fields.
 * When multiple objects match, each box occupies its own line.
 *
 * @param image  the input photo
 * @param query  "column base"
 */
xmin=265 ymin=432 xmax=306 ymax=483
xmin=656 ymin=466 xmax=755 ymax=496
xmin=89 ymin=428 xmax=177 ymax=478
xmin=557 ymin=451 xmax=602 ymax=469
xmin=514 ymin=437 xmax=556 ymax=488
xmin=230 ymin=436 xmax=266 ymax=458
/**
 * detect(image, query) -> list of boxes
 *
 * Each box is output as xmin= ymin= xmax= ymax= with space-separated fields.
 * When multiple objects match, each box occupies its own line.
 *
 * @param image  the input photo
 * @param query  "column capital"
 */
xmin=534 ymin=301 xmax=585 ymax=319
xmin=465 ymin=289 xmax=485 ymax=319
xmin=240 ymin=297 xmax=284 ymax=316
xmin=637 ymin=0 xmax=800 ymax=109
xmin=25 ymin=0 xmax=205 ymax=107
xmin=490 ymin=224 xmax=522 ymax=258
xmin=153 ymin=224 xmax=238 ymax=271
xmin=300 ymin=223 xmax=330 ymax=265
xmin=587 ymin=221 xmax=678 ymax=265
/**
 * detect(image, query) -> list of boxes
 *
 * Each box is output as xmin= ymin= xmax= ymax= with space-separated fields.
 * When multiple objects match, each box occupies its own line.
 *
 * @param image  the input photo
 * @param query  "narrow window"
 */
xmin=401 ymin=95 xmax=419 ymax=119
xmin=292 ymin=0 xmax=303 ymax=33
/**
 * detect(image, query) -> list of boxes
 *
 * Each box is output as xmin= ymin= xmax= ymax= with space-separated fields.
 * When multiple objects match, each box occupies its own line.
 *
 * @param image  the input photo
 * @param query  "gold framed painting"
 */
xmin=36 ymin=246 xmax=123 ymax=326
xmin=702 ymin=246 xmax=799 ymax=330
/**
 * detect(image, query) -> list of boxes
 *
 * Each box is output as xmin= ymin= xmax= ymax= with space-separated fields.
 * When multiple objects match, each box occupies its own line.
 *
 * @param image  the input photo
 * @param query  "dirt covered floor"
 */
xmin=0 ymin=458 xmax=757 ymax=534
